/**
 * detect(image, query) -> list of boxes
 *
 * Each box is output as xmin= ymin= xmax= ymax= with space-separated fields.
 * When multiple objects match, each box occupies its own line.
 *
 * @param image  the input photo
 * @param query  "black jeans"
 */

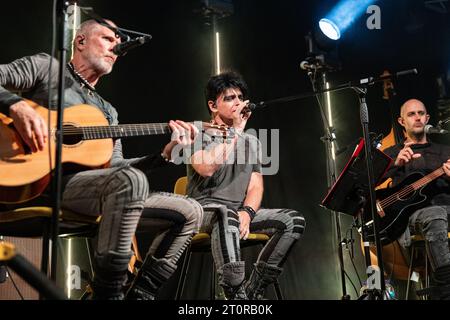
xmin=409 ymin=205 xmax=450 ymax=270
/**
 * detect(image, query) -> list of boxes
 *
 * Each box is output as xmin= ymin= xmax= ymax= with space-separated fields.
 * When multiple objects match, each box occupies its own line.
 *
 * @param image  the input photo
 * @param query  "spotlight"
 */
xmin=322 ymin=0 xmax=378 ymax=36
xmin=319 ymin=18 xmax=341 ymax=40
xmin=307 ymin=21 xmax=339 ymax=56
xmin=304 ymin=24 xmax=341 ymax=72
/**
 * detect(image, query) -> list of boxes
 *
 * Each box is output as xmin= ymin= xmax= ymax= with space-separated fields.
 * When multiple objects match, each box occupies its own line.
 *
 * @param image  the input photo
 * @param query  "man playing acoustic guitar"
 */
xmin=0 ymin=19 xmax=203 ymax=300
xmin=382 ymin=98 xmax=450 ymax=299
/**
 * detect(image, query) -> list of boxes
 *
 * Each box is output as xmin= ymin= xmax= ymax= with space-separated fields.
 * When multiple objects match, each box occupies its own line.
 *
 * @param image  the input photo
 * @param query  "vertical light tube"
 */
xmin=66 ymin=238 xmax=72 ymax=299
xmin=69 ymin=3 xmax=79 ymax=60
xmin=325 ymin=82 xmax=335 ymax=160
xmin=215 ymin=32 xmax=221 ymax=75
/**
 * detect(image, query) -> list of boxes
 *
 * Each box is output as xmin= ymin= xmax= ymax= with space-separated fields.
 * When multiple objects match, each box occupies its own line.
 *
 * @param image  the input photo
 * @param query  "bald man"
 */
xmin=382 ymin=99 xmax=450 ymax=299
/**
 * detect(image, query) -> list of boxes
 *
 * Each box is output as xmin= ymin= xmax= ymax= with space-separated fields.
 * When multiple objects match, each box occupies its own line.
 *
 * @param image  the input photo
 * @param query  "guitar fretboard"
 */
xmin=63 ymin=123 xmax=172 ymax=140
xmin=379 ymin=167 xmax=445 ymax=209
xmin=411 ymin=167 xmax=445 ymax=190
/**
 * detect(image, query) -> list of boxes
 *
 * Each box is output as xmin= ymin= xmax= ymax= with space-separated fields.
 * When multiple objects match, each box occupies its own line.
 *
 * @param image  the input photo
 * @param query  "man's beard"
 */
xmin=86 ymin=54 xmax=113 ymax=76
xmin=410 ymin=128 xmax=425 ymax=141
xmin=93 ymin=59 xmax=113 ymax=75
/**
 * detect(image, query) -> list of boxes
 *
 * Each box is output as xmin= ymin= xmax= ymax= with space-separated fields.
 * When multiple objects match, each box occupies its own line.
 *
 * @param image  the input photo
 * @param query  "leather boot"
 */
xmin=245 ymin=261 xmax=282 ymax=300
xmin=126 ymin=256 xmax=177 ymax=300
xmin=218 ymin=261 xmax=248 ymax=300
xmin=91 ymin=250 xmax=133 ymax=300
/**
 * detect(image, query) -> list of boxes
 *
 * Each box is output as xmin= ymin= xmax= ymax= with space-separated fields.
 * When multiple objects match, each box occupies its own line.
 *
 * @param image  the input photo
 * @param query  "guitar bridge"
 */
xmin=376 ymin=201 xmax=385 ymax=218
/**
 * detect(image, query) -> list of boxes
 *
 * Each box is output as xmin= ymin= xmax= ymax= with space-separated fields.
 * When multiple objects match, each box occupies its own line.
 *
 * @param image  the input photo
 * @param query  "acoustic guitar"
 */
xmin=0 ymin=100 xmax=229 ymax=203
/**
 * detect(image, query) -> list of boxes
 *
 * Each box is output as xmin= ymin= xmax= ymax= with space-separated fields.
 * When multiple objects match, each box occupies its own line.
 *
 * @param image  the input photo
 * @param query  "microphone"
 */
xmin=113 ymin=35 xmax=152 ymax=56
xmin=300 ymin=60 xmax=317 ymax=71
xmin=240 ymin=101 xmax=265 ymax=115
xmin=425 ymin=124 xmax=449 ymax=135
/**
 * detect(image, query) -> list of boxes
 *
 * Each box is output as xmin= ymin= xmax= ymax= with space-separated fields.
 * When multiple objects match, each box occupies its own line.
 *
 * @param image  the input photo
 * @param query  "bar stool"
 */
xmin=173 ymin=176 xmax=283 ymax=300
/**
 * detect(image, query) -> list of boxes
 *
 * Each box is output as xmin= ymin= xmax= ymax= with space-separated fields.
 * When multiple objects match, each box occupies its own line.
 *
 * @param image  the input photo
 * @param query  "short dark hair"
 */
xmin=204 ymin=71 xmax=248 ymax=114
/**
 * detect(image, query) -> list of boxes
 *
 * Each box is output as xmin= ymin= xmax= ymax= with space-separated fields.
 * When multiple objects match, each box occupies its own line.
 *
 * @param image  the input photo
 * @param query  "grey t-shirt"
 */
xmin=187 ymin=131 xmax=262 ymax=210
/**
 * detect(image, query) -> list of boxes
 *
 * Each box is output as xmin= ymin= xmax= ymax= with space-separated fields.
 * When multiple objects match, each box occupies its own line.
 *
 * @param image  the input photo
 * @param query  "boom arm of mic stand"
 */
xmin=256 ymin=68 xmax=419 ymax=108
xmin=79 ymin=7 xmax=152 ymax=39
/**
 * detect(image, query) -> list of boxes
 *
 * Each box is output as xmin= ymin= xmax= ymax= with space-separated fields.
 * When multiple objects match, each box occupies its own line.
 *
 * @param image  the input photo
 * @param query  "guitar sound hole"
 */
xmin=62 ymin=124 xmax=83 ymax=145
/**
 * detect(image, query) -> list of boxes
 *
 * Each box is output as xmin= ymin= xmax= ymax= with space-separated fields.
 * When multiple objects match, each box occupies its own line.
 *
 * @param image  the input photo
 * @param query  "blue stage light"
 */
xmin=320 ymin=0 xmax=378 ymax=39
xmin=319 ymin=18 xmax=340 ymax=40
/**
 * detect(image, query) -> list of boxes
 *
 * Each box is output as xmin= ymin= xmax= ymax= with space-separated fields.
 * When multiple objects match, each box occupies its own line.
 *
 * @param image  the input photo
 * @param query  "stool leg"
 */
xmin=425 ymin=254 xmax=429 ymax=300
xmin=39 ymin=223 xmax=51 ymax=300
xmin=211 ymin=258 xmax=216 ymax=300
xmin=81 ymin=238 xmax=94 ymax=300
xmin=85 ymin=238 xmax=94 ymax=278
xmin=273 ymin=279 xmax=283 ymax=300
xmin=406 ymin=245 xmax=416 ymax=300
xmin=175 ymin=244 xmax=192 ymax=300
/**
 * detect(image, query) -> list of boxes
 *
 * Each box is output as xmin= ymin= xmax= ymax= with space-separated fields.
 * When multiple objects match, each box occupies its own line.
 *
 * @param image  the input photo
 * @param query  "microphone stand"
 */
xmin=252 ymin=68 xmax=418 ymax=300
xmin=44 ymin=0 xmax=74 ymax=284
xmin=353 ymin=87 xmax=386 ymax=300
xmin=306 ymin=68 xmax=350 ymax=300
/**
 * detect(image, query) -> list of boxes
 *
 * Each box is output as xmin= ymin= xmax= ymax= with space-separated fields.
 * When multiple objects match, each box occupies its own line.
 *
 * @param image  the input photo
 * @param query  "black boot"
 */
xmin=91 ymin=250 xmax=133 ymax=300
xmin=245 ymin=261 xmax=282 ymax=300
xmin=218 ymin=261 xmax=248 ymax=300
xmin=126 ymin=256 xmax=177 ymax=300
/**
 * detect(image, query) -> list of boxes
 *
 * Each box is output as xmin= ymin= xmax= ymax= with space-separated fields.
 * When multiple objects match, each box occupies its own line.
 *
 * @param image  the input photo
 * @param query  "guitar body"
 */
xmin=365 ymin=172 xmax=431 ymax=244
xmin=0 ymin=101 xmax=229 ymax=204
xmin=0 ymin=102 xmax=113 ymax=203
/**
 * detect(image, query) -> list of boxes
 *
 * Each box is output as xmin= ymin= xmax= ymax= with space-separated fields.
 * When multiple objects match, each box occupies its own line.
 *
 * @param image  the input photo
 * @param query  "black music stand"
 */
xmin=321 ymin=137 xmax=392 ymax=299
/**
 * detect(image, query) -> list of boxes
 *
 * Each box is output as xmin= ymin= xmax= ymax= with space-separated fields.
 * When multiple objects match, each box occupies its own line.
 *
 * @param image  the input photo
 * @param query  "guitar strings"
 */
xmin=378 ymin=168 xmax=445 ymax=209
xmin=60 ymin=123 xmax=226 ymax=136
xmin=381 ymin=169 xmax=443 ymax=207
xmin=61 ymin=123 xmax=172 ymax=135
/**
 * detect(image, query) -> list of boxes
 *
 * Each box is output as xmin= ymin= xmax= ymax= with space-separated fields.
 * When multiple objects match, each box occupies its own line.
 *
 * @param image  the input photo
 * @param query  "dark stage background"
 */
xmin=1 ymin=0 xmax=450 ymax=300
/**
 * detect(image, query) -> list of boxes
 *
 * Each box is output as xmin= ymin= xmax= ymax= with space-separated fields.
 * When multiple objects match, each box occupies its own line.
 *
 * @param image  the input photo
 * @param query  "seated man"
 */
xmin=0 ymin=19 xmax=203 ymax=300
xmin=382 ymin=99 xmax=450 ymax=299
xmin=186 ymin=71 xmax=306 ymax=299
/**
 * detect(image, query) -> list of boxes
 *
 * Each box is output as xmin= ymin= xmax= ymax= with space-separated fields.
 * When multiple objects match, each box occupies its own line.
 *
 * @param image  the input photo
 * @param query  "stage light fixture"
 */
xmin=319 ymin=18 xmax=341 ymax=41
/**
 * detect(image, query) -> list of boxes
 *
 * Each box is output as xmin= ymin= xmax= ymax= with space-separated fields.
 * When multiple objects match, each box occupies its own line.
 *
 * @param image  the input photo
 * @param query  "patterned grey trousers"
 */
xmin=406 ymin=205 xmax=450 ymax=271
xmin=200 ymin=204 xmax=305 ymax=284
xmin=62 ymin=166 xmax=203 ymax=265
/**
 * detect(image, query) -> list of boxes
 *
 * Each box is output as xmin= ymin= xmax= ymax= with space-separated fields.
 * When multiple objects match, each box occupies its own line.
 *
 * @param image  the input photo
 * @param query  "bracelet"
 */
xmin=239 ymin=205 xmax=257 ymax=221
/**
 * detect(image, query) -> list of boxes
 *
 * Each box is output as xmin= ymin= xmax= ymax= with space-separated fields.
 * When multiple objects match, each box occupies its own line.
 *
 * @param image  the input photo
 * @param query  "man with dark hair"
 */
xmin=0 ymin=19 xmax=203 ymax=300
xmin=383 ymin=99 xmax=450 ymax=299
xmin=186 ymin=71 xmax=306 ymax=299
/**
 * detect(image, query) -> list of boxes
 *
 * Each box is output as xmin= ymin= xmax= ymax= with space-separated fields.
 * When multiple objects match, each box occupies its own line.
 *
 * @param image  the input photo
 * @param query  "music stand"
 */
xmin=321 ymin=137 xmax=392 ymax=299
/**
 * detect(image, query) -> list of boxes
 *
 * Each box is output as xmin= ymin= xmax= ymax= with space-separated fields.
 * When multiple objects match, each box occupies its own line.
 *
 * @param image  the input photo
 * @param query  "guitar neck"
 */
xmin=379 ymin=167 xmax=445 ymax=209
xmin=411 ymin=167 xmax=445 ymax=190
xmin=69 ymin=123 xmax=172 ymax=140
